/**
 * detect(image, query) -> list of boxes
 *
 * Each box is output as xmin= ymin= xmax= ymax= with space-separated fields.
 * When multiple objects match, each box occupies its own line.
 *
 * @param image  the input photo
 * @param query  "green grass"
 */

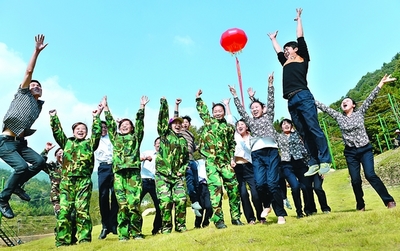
xmin=8 ymin=150 xmax=400 ymax=250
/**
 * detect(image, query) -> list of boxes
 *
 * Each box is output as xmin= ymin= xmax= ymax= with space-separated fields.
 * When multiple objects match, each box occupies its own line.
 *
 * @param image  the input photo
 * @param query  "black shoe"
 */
xmin=0 ymin=202 xmax=14 ymax=219
xmin=231 ymin=219 xmax=244 ymax=226
xmin=151 ymin=230 xmax=160 ymax=235
xmin=215 ymin=221 xmax=227 ymax=229
xmin=296 ymin=213 xmax=305 ymax=219
xmin=111 ymin=226 xmax=117 ymax=235
xmin=13 ymin=187 xmax=31 ymax=201
xmin=98 ymin=229 xmax=109 ymax=239
xmin=194 ymin=225 xmax=201 ymax=229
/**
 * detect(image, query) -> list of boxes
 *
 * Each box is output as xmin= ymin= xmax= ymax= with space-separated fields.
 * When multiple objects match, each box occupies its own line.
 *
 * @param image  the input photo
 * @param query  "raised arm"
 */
xmin=222 ymin=98 xmax=234 ymax=125
xmin=136 ymin=95 xmax=149 ymax=145
xmin=21 ymin=34 xmax=48 ymax=89
xmin=267 ymin=31 xmax=283 ymax=53
xmin=174 ymin=98 xmax=182 ymax=118
xmin=295 ymin=8 xmax=304 ymax=38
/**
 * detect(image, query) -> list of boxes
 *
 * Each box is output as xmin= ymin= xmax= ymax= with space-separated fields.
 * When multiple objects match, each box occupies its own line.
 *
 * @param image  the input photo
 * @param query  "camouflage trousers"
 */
xmin=206 ymin=157 xmax=241 ymax=224
xmin=155 ymin=173 xmax=187 ymax=233
xmin=114 ymin=169 xmax=142 ymax=239
xmin=55 ymin=176 xmax=92 ymax=247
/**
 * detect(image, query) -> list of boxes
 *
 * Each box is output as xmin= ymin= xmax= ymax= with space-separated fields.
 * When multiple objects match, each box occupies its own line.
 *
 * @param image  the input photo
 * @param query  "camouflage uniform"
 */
xmin=156 ymin=99 xmax=189 ymax=233
xmin=105 ymin=109 xmax=144 ymax=240
xmin=41 ymin=150 xmax=78 ymax=243
xmin=196 ymin=98 xmax=240 ymax=224
xmin=50 ymin=114 xmax=101 ymax=247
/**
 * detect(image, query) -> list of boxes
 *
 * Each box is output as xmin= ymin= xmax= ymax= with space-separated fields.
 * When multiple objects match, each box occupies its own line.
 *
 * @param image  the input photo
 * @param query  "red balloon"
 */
xmin=220 ymin=28 xmax=248 ymax=54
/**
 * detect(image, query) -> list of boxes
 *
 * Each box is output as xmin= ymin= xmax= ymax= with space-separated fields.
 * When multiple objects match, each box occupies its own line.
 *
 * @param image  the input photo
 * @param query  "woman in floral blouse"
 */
xmin=315 ymin=74 xmax=397 ymax=211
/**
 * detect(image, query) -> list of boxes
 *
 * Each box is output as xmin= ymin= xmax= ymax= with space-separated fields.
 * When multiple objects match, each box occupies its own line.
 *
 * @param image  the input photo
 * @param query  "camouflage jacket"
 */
xmin=50 ymin=114 xmax=101 ymax=178
xmin=105 ymin=109 xmax=144 ymax=173
xmin=196 ymin=97 xmax=236 ymax=163
xmin=156 ymin=98 xmax=189 ymax=179
xmin=41 ymin=150 xmax=62 ymax=203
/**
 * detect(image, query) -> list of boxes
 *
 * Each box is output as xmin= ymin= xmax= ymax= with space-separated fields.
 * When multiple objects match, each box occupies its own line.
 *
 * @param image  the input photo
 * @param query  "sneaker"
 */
xmin=193 ymin=209 xmax=202 ymax=217
xmin=283 ymin=199 xmax=292 ymax=210
xmin=249 ymin=220 xmax=256 ymax=225
xmin=387 ymin=201 xmax=396 ymax=209
xmin=318 ymin=163 xmax=331 ymax=175
xmin=296 ymin=213 xmax=305 ymax=219
xmin=323 ymin=210 xmax=331 ymax=214
xmin=231 ymin=219 xmax=244 ymax=226
xmin=259 ymin=219 xmax=267 ymax=224
xmin=215 ymin=221 xmax=227 ymax=229
xmin=304 ymin=164 xmax=320 ymax=176
xmin=260 ymin=207 xmax=271 ymax=218
xmin=277 ymin=216 xmax=286 ymax=225
xmin=13 ymin=187 xmax=31 ymax=201
xmin=119 ymin=237 xmax=129 ymax=242
xmin=0 ymin=202 xmax=14 ymax=219
xmin=191 ymin=201 xmax=202 ymax=210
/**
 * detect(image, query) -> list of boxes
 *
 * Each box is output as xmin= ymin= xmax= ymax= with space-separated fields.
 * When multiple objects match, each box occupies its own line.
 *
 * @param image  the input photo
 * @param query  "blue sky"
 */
xmin=1 ymin=1 xmax=400 ymax=167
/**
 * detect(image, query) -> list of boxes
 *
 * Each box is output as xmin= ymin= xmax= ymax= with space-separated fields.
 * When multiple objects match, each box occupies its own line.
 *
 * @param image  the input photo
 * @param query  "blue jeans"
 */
xmin=234 ymin=162 xmax=263 ymax=222
xmin=185 ymin=160 xmax=199 ymax=203
xmin=0 ymin=135 xmax=45 ymax=202
xmin=288 ymin=90 xmax=331 ymax=166
xmin=251 ymin=148 xmax=287 ymax=217
xmin=281 ymin=160 xmax=308 ymax=215
xmin=344 ymin=143 xmax=394 ymax=209
xmin=98 ymin=163 xmax=118 ymax=231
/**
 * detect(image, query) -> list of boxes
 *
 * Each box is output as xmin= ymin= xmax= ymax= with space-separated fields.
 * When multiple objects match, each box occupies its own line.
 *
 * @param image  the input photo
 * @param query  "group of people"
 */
xmin=0 ymin=7 xmax=397 ymax=248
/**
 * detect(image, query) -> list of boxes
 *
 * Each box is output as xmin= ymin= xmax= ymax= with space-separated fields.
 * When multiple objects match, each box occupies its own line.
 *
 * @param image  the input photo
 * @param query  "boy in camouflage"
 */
xmin=102 ymin=95 xmax=149 ymax=240
xmin=195 ymin=89 xmax=242 ymax=229
xmin=41 ymin=142 xmax=77 ymax=243
xmin=156 ymin=97 xmax=189 ymax=233
xmin=49 ymin=103 xmax=103 ymax=247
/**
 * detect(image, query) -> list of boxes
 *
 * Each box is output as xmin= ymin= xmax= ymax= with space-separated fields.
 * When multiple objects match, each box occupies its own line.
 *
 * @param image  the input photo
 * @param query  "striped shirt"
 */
xmin=2 ymin=87 xmax=44 ymax=136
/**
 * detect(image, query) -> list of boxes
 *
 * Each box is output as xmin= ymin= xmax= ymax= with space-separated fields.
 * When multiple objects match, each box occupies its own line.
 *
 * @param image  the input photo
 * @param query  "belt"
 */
xmin=142 ymin=178 xmax=155 ymax=182
xmin=1 ymin=134 xmax=24 ymax=141
xmin=99 ymin=161 xmax=112 ymax=165
xmin=287 ymin=89 xmax=303 ymax=99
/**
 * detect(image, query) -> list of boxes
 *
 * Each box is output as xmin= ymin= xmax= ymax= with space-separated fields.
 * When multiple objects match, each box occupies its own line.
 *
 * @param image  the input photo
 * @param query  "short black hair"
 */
xmin=283 ymin=41 xmax=298 ymax=50
xmin=212 ymin=103 xmax=226 ymax=114
xmin=30 ymin=80 xmax=41 ymax=87
xmin=118 ymin=118 xmax=134 ymax=133
xmin=72 ymin=122 xmax=88 ymax=131
xmin=235 ymin=118 xmax=251 ymax=133
xmin=249 ymin=99 xmax=265 ymax=109
xmin=154 ymin=137 xmax=161 ymax=145
xmin=182 ymin=115 xmax=192 ymax=123
xmin=54 ymin=148 xmax=63 ymax=157
xmin=280 ymin=118 xmax=293 ymax=128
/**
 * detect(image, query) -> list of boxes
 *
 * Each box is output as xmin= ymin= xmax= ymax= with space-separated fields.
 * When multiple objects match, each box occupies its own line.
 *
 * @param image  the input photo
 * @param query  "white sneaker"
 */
xmin=191 ymin=201 xmax=202 ymax=210
xmin=277 ymin=216 xmax=286 ymax=225
xmin=260 ymin=207 xmax=271 ymax=218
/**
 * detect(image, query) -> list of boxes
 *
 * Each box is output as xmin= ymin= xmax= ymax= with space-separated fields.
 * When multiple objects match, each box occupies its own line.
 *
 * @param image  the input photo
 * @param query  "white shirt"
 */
xmin=197 ymin=159 xmax=207 ymax=184
xmin=95 ymin=134 xmax=113 ymax=163
xmin=234 ymin=132 xmax=252 ymax=163
xmin=141 ymin=150 xmax=157 ymax=179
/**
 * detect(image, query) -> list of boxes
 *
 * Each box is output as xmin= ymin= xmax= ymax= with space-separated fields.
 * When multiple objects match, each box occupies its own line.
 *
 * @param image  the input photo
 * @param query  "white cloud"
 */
xmin=173 ymin=35 xmax=194 ymax=47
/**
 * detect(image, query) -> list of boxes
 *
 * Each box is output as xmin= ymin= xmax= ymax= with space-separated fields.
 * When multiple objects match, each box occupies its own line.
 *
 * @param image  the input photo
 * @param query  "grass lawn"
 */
xmin=7 ymin=164 xmax=400 ymax=250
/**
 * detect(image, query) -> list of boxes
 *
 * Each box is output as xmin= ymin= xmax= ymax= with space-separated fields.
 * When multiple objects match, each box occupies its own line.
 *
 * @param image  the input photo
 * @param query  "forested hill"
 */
xmin=317 ymin=52 xmax=400 ymax=169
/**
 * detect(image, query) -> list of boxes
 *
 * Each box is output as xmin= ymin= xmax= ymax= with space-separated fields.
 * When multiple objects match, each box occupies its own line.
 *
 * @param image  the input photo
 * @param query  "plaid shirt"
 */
xmin=2 ymin=87 xmax=44 ymax=136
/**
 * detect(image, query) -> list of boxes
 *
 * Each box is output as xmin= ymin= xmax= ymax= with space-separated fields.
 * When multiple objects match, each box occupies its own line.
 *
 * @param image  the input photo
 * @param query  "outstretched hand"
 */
xmin=141 ymin=96 xmax=150 ymax=106
xmin=267 ymin=31 xmax=278 ymax=40
xmin=228 ymin=85 xmax=237 ymax=97
xmin=35 ymin=34 xmax=48 ymax=52
xmin=294 ymin=8 xmax=303 ymax=21
xmin=176 ymin=98 xmax=182 ymax=105
xmin=379 ymin=74 xmax=397 ymax=88
xmin=268 ymin=72 xmax=274 ymax=86
xmin=196 ymin=89 xmax=202 ymax=98
xmin=221 ymin=98 xmax=231 ymax=106
xmin=45 ymin=142 xmax=56 ymax=152
xmin=49 ymin=109 xmax=57 ymax=116
xmin=247 ymin=87 xmax=255 ymax=98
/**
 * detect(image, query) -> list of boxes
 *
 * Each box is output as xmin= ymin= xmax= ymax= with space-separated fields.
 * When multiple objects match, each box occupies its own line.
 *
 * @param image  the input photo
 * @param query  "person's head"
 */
xmin=395 ymin=129 xmax=400 ymax=135
xmin=341 ymin=97 xmax=356 ymax=114
xmin=236 ymin=119 xmax=250 ymax=136
xmin=283 ymin=41 xmax=299 ymax=59
xmin=212 ymin=103 xmax=226 ymax=120
xmin=154 ymin=137 xmax=161 ymax=152
xmin=118 ymin=118 xmax=134 ymax=135
xmin=29 ymin=80 xmax=42 ymax=99
xmin=169 ymin=117 xmax=183 ymax=134
xmin=54 ymin=148 xmax=63 ymax=164
xmin=182 ymin=115 xmax=191 ymax=131
xmin=72 ymin=122 xmax=88 ymax=140
xmin=280 ymin=118 xmax=294 ymax=134
xmin=100 ymin=121 xmax=108 ymax=137
xmin=250 ymin=100 xmax=265 ymax=118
